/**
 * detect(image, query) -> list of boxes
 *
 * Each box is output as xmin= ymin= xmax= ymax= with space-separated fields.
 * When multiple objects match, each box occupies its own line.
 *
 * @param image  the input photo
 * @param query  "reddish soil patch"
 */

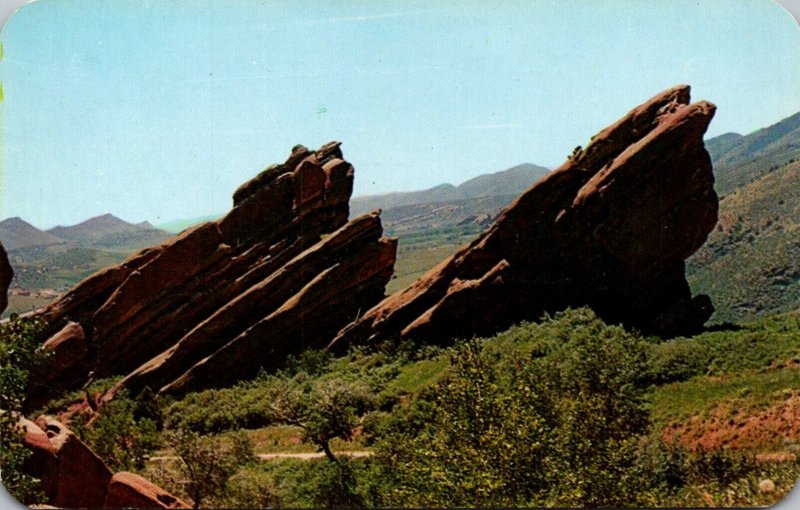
xmin=662 ymin=392 xmax=800 ymax=451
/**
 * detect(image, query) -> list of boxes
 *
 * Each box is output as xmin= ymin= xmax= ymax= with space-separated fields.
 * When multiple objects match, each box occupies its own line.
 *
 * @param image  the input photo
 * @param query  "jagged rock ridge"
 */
xmin=28 ymin=142 xmax=397 ymax=405
xmin=329 ymin=85 xmax=719 ymax=352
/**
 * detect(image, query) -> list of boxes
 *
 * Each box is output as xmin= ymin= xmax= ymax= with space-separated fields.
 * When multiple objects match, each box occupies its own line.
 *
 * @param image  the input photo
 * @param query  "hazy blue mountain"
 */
xmin=0 ymin=217 xmax=68 ymax=251
xmin=349 ymin=163 xmax=549 ymax=218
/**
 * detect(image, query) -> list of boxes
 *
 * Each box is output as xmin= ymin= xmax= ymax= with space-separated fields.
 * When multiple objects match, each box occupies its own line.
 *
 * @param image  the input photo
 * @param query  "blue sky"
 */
xmin=1 ymin=0 xmax=799 ymax=228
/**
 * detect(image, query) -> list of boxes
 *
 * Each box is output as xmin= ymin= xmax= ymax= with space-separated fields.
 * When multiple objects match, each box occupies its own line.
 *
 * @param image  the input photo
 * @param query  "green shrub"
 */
xmin=307 ymin=457 xmax=365 ymax=508
xmin=73 ymin=390 xmax=162 ymax=472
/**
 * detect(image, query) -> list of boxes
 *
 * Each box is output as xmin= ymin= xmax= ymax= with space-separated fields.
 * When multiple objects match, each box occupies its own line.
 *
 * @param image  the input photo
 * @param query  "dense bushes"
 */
xmin=72 ymin=390 xmax=163 ymax=472
xmin=371 ymin=309 xmax=654 ymax=507
xmin=0 ymin=315 xmax=46 ymax=504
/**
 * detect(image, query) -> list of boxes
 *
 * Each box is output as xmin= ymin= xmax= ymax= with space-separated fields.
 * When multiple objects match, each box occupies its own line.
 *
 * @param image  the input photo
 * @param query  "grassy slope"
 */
xmin=165 ymin=310 xmax=800 ymax=457
xmin=149 ymin=310 xmax=800 ymax=507
xmin=647 ymin=312 xmax=800 ymax=434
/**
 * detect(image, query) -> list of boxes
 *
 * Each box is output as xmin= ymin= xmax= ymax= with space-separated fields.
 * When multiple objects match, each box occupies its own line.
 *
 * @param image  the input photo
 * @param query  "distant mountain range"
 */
xmin=0 ymin=215 xmax=173 ymax=306
xmin=349 ymin=163 xmax=549 ymax=218
xmin=0 ymin=217 xmax=67 ymax=251
xmin=156 ymin=163 xmax=552 ymax=236
xmin=158 ymin=214 xmax=223 ymax=234
xmin=0 ymin=214 xmax=172 ymax=252
xmin=709 ymin=110 xmax=800 ymax=196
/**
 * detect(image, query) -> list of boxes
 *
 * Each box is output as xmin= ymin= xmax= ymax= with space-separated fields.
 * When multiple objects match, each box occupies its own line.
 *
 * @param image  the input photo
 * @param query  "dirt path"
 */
xmin=149 ymin=450 xmax=373 ymax=463
xmin=256 ymin=451 xmax=373 ymax=460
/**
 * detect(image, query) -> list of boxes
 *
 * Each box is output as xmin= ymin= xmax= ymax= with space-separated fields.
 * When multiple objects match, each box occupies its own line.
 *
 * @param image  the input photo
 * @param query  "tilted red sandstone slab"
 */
xmin=329 ymin=85 xmax=718 ymax=352
xmin=105 ymin=210 xmax=396 ymax=399
xmin=20 ymin=415 xmax=112 ymax=508
xmin=28 ymin=142 xmax=395 ymax=406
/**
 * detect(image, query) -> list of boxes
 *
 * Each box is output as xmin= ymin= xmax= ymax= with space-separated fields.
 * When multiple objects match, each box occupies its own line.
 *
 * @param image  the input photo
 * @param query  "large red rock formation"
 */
xmin=329 ymin=85 xmax=718 ymax=351
xmin=107 ymin=210 xmax=395 ymax=399
xmin=0 ymin=241 xmax=12 ymax=313
xmin=28 ymin=142 xmax=396 ymax=406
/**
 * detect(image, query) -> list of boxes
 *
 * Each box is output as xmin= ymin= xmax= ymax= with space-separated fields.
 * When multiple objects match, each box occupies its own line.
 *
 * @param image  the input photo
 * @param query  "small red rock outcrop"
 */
xmin=28 ymin=142 xmax=396 ymax=406
xmin=0 ymin=241 xmax=12 ymax=313
xmin=19 ymin=416 xmax=188 ymax=508
xmin=20 ymin=416 xmax=112 ymax=508
xmin=104 ymin=472 xmax=190 ymax=509
xmin=329 ymin=85 xmax=718 ymax=351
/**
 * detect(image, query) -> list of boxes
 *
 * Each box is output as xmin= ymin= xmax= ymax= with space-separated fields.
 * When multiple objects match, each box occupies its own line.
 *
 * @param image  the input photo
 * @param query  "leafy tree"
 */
xmin=0 ymin=315 xmax=47 ymax=504
xmin=261 ymin=373 xmax=373 ymax=462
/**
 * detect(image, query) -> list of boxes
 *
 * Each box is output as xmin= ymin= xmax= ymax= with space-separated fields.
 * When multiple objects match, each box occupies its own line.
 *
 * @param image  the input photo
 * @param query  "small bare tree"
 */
xmin=166 ymin=429 xmax=253 ymax=509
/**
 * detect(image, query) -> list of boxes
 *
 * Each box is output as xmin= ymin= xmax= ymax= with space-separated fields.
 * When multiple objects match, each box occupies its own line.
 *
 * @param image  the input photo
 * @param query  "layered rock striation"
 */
xmin=28 ymin=142 xmax=396 ymax=405
xmin=329 ymin=85 xmax=718 ymax=351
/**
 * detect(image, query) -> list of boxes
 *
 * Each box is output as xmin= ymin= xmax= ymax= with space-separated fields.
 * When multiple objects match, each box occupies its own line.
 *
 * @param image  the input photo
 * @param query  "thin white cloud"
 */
xmin=461 ymin=123 xmax=524 ymax=130
xmin=298 ymin=12 xmax=401 ymax=26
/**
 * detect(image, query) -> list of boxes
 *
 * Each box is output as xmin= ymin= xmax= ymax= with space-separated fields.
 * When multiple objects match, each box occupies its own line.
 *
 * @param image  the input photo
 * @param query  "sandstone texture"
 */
xmin=28 ymin=142 xmax=396 ymax=405
xmin=19 ymin=416 xmax=187 ymax=509
xmin=0 ymin=240 xmax=12 ymax=313
xmin=329 ymin=85 xmax=718 ymax=351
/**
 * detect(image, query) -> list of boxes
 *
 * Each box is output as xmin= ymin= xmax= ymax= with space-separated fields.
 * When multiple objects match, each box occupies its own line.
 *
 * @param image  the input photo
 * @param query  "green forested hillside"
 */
xmin=688 ymin=155 xmax=800 ymax=324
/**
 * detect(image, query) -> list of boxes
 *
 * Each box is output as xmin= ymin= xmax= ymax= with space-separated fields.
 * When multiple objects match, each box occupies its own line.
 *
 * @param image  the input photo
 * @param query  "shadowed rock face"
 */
xmin=28 ymin=142 xmax=396 ymax=405
xmin=329 ymin=85 xmax=719 ymax=351
xmin=0 ymin=241 xmax=12 ymax=314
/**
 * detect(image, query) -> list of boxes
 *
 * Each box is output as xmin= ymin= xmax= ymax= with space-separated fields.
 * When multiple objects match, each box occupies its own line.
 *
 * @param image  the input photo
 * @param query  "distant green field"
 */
xmin=386 ymin=224 xmax=479 ymax=294
xmin=2 ymin=294 xmax=54 ymax=319
xmin=157 ymin=213 xmax=223 ymax=233
xmin=9 ymin=247 xmax=129 ymax=291
xmin=388 ymin=243 xmax=462 ymax=294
